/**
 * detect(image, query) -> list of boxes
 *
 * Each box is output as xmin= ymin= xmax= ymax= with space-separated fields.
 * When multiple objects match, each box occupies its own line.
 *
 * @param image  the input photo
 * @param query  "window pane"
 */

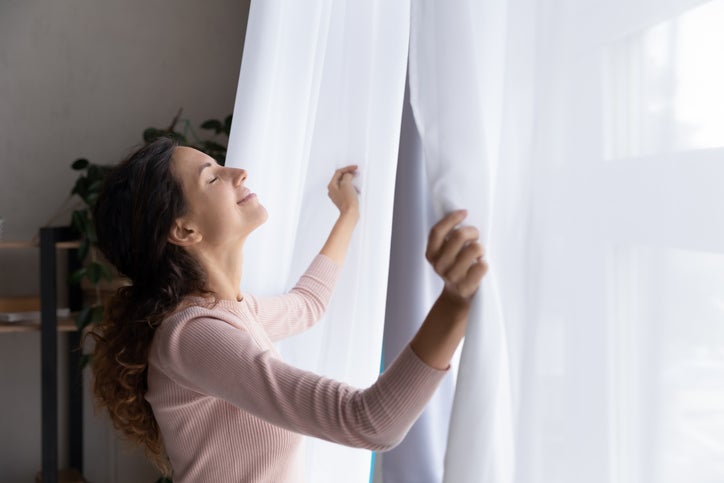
xmin=609 ymin=246 xmax=724 ymax=482
xmin=604 ymin=1 xmax=724 ymax=159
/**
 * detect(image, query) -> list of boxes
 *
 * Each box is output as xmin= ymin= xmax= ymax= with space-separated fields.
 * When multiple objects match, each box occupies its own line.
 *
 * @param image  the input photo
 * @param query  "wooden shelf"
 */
xmin=0 ymin=297 xmax=75 ymax=333
xmin=1 ymin=227 xmax=86 ymax=481
xmin=0 ymin=318 xmax=77 ymax=334
xmin=0 ymin=240 xmax=37 ymax=249
xmin=0 ymin=240 xmax=80 ymax=250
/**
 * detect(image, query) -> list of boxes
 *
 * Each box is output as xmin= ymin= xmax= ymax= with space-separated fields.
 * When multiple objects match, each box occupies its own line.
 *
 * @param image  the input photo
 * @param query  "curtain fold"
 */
xmin=226 ymin=1 xmax=410 ymax=481
xmin=408 ymin=0 xmax=537 ymax=481
xmin=380 ymin=77 xmax=455 ymax=483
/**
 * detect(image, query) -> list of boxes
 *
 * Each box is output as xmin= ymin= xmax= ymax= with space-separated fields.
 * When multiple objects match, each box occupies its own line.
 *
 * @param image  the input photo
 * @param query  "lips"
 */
xmin=238 ymin=190 xmax=256 ymax=204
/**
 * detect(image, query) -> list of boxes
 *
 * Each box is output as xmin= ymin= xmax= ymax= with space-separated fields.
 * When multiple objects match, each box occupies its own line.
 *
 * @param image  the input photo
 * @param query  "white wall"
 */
xmin=0 ymin=1 xmax=250 ymax=481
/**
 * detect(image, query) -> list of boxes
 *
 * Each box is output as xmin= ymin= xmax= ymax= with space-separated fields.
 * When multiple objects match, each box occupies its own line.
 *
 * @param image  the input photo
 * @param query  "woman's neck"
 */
xmin=189 ymin=242 xmax=245 ymax=301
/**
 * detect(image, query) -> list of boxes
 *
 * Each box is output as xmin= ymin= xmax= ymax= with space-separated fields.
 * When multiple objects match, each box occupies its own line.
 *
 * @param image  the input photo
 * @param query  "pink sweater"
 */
xmin=146 ymin=254 xmax=447 ymax=482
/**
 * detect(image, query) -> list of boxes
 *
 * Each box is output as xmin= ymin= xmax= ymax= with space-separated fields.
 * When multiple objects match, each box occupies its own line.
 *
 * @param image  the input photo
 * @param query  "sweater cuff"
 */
xmin=396 ymin=344 xmax=450 ymax=375
xmin=378 ymin=344 xmax=449 ymax=398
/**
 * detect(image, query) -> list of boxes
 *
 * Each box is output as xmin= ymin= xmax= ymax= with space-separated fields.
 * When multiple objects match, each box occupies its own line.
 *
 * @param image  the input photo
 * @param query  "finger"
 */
xmin=432 ymin=225 xmax=480 ymax=275
xmin=454 ymin=259 xmax=488 ymax=298
xmin=335 ymin=165 xmax=359 ymax=179
xmin=330 ymin=172 xmax=355 ymax=191
xmin=337 ymin=173 xmax=359 ymax=195
xmin=341 ymin=172 xmax=361 ymax=194
xmin=426 ymin=210 xmax=468 ymax=263
xmin=337 ymin=164 xmax=358 ymax=172
xmin=330 ymin=167 xmax=358 ymax=188
xmin=444 ymin=242 xmax=485 ymax=282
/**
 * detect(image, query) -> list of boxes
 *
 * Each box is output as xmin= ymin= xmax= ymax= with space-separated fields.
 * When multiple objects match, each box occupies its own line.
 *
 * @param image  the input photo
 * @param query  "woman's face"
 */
xmin=169 ymin=146 xmax=268 ymax=248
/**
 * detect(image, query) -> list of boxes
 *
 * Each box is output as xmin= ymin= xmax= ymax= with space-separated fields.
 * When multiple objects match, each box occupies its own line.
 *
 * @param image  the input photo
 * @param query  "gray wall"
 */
xmin=0 ymin=1 xmax=250 ymax=481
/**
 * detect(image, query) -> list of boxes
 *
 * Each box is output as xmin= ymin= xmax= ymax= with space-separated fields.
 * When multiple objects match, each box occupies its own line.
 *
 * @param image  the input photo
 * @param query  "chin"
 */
xmin=252 ymin=206 xmax=269 ymax=230
xmin=259 ymin=205 xmax=269 ymax=223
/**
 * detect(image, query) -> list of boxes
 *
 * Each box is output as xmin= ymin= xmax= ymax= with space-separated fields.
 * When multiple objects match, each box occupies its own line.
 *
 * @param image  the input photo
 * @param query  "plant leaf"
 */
xmin=71 ymin=158 xmax=89 ymax=170
xmin=201 ymin=119 xmax=222 ymax=133
xmin=75 ymin=306 xmax=92 ymax=330
xmin=201 ymin=140 xmax=227 ymax=153
xmin=78 ymin=238 xmax=90 ymax=261
xmin=172 ymin=131 xmax=188 ymax=145
xmin=86 ymin=192 xmax=99 ymax=207
xmin=88 ymin=178 xmax=104 ymax=190
xmin=86 ymin=224 xmax=97 ymax=244
xmin=69 ymin=267 xmax=87 ymax=285
xmin=99 ymin=262 xmax=113 ymax=282
xmin=71 ymin=210 xmax=86 ymax=234
xmin=71 ymin=176 xmax=88 ymax=197
xmin=143 ymin=128 xmax=163 ymax=143
xmin=87 ymin=165 xmax=101 ymax=181
xmin=86 ymin=261 xmax=105 ymax=284
xmin=80 ymin=353 xmax=92 ymax=369
xmin=88 ymin=179 xmax=104 ymax=199
xmin=91 ymin=305 xmax=105 ymax=323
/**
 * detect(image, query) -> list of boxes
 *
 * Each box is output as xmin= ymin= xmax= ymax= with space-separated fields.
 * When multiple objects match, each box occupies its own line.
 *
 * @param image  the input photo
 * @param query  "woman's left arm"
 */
xmin=252 ymin=166 xmax=360 ymax=340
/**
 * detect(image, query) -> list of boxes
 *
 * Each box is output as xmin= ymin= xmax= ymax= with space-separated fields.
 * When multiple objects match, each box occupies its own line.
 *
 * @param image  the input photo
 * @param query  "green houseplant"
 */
xmin=68 ymin=158 xmax=114 ymax=340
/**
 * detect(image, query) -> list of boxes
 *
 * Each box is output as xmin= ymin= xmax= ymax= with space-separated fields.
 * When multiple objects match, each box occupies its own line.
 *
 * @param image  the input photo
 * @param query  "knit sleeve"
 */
xmin=245 ymin=254 xmax=341 ymax=341
xmin=155 ymin=313 xmax=447 ymax=451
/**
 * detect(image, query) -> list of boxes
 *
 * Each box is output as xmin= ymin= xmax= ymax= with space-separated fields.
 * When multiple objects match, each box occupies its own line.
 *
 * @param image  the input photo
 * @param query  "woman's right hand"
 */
xmin=425 ymin=209 xmax=488 ymax=305
xmin=410 ymin=210 xmax=487 ymax=370
xmin=327 ymin=165 xmax=360 ymax=217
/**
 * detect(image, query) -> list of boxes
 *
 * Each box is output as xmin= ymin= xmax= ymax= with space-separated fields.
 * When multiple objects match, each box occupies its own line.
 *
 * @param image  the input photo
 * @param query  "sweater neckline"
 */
xmin=185 ymin=294 xmax=248 ymax=313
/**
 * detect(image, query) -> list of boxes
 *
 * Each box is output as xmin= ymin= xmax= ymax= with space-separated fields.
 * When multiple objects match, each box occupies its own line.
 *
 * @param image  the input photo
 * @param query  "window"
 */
xmin=604 ymin=0 xmax=724 ymax=159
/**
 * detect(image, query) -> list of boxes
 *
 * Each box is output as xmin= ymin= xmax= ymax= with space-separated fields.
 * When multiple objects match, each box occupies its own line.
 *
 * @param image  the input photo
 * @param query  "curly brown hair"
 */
xmin=85 ymin=137 xmax=214 ymax=475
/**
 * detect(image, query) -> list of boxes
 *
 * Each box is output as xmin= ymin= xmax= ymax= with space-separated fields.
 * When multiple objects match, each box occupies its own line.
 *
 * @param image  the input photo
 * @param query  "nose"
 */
xmin=231 ymin=167 xmax=247 ymax=186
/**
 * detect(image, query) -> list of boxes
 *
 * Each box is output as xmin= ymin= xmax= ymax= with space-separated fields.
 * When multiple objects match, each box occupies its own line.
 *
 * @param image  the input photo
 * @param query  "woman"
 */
xmin=89 ymin=137 xmax=487 ymax=482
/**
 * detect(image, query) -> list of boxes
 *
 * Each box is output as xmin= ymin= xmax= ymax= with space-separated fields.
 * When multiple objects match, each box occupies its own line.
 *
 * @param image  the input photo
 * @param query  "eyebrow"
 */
xmin=198 ymin=162 xmax=213 ymax=176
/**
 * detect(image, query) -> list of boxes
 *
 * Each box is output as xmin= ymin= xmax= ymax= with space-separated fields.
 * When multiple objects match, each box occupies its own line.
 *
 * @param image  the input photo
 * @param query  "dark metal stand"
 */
xmin=67 ymin=249 xmax=83 ymax=473
xmin=39 ymin=227 xmax=84 ymax=483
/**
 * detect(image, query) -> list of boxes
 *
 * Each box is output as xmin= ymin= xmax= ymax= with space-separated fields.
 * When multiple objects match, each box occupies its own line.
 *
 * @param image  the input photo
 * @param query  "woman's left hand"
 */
xmin=327 ymin=165 xmax=359 ymax=217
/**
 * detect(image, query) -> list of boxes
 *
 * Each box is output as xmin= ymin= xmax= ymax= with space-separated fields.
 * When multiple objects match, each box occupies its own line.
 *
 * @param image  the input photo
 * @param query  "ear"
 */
xmin=167 ymin=218 xmax=202 ymax=246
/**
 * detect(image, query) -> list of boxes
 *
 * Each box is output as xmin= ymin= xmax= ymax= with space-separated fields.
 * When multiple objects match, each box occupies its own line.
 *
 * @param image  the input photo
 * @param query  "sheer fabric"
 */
xmin=225 ymin=1 xmax=410 ymax=481
xmin=225 ymin=0 xmax=724 ymax=482
xmin=380 ymin=79 xmax=455 ymax=483
xmin=408 ymin=1 xmax=534 ymax=481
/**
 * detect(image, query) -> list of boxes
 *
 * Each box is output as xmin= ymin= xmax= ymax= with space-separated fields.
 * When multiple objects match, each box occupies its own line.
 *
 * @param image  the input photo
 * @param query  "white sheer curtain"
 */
xmin=407 ymin=0 xmax=535 ymax=482
xmin=406 ymin=0 xmax=724 ymax=481
xmin=225 ymin=0 xmax=724 ymax=482
xmin=225 ymin=1 xmax=410 ymax=482
xmin=380 ymin=79 xmax=455 ymax=483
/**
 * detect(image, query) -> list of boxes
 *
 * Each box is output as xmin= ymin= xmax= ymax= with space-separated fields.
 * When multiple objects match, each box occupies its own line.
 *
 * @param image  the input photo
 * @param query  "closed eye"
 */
xmin=209 ymin=177 xmax=218 ymax=184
